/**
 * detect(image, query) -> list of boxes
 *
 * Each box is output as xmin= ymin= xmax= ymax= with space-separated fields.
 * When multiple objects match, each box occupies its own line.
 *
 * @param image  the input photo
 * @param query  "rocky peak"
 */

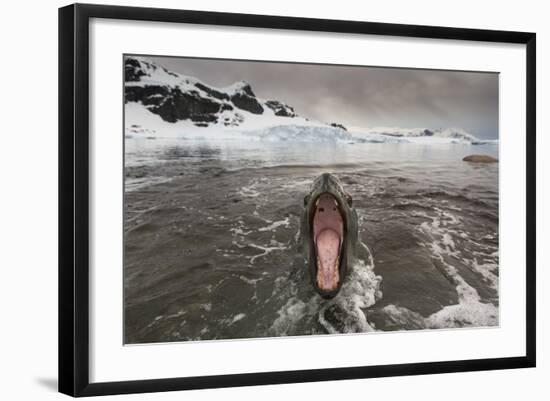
xmin=329 ymin=122 xmax=347 ymax=131
xmin=124 ymin=56 xmax=306 ymax=127
xmin=124 ymin=57 xmax=179 ymax=83
xmin=225 ymin=80 xmax=255 ymax=97
xmin=265 ymin=100 xmax=297 ymax=117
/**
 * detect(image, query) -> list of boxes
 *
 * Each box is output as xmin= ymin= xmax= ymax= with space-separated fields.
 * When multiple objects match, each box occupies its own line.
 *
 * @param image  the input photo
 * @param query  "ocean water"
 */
xmin=124 ymin=138 xmax=499 ymax=343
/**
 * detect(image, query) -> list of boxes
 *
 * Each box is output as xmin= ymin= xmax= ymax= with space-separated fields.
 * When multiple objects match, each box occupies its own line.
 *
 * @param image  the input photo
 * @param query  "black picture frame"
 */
xmin=59 ymin=3 xmax=536 ymax=397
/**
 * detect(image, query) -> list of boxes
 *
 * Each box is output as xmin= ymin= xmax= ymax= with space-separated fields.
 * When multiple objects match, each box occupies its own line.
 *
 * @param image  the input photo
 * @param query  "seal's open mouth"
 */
xmin=311 ymin=193 xmax=345 ymax=293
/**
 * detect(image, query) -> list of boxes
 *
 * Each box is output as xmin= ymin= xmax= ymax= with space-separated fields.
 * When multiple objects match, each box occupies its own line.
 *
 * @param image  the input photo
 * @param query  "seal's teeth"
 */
xmin=315 ymin=198 xmax=320 ymax=207
xmin=333 ymin=199 xmax=338 ymax=206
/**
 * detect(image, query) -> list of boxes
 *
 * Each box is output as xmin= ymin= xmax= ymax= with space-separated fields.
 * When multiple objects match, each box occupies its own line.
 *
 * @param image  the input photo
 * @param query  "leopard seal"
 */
xmin=300 ymin=173 xmax=359 ymax=299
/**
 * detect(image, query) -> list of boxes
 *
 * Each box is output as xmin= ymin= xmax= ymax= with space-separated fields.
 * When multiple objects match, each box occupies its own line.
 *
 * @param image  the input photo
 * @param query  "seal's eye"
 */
xmin=346 ymin=194 xmax=353 ymax=207
xmin=304 ymin=195 xmax=310 ymax=206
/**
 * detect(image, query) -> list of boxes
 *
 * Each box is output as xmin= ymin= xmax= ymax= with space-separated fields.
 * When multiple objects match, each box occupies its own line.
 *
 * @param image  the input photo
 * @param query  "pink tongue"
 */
xmin=316 ymin=229 xmax=340 ymax=291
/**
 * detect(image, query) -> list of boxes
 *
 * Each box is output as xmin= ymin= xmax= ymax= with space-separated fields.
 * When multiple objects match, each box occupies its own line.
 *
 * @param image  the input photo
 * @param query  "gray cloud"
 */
xmin=148 ymin=55 xmax=499 ymax=139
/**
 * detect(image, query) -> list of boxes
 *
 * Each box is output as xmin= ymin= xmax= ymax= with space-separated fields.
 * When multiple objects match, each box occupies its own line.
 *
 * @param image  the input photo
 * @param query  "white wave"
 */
xmin=469 ymin=258 xmax=499 ymax=290
xmin=425 ymin=300 xmax=498 ymax=328
xmin=281 ymin=178 xmax=314 ymax=190
xmin=230 ymin=313 xmax=246 ymax=324
xmin=219 ymin=313 xmax=247 ymax=327
xmin=239 ymin=185 xmax=261 ymax=198
xmin=379 ymin=304 xmax=425 ymax=328
xmin=416 ymin=208 xmax=499 ymax=328
xmin=229 ymin=227 xmax=252 ymax=236
xmin=270 ymin=242 xmax=382 ymax=335
xmin=381 ymin=299 xmax=498 ymax=330
xmin=248 ymin=241 xmax=289 ymax=264
xmin=125 ymin=176 xmax=173 ymax=192
xmin=238 ymin=275 xmax=261 ymax=286
xmin=270 ymin=298 xmax=309 ymax=336
xmin=258 ymin=217 xmax=290 ymax=232
xmin=318 ymin=258 xmax=382 ymax=334
xmin=239 ymin=179 xmax=263 ymax=198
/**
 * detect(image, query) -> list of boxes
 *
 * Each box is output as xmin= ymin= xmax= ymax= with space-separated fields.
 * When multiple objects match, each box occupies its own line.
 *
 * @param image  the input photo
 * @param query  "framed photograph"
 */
xmin=58 ymin=3 xmax=536 ymax=397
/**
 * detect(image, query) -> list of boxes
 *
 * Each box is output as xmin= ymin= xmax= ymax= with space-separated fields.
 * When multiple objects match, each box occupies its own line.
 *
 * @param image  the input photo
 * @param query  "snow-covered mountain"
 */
xmin=124 ymin=56 xmax=326 ymax=134
xmin=352 ymin=127 xmax=497 ymax=145
xmin=124 ymin=56 xmax=497 ymax=145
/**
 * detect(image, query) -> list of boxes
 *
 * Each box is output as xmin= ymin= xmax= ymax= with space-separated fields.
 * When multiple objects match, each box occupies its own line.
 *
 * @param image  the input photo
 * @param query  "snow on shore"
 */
xmin=126 ymin=101 xmax=497 ymax=145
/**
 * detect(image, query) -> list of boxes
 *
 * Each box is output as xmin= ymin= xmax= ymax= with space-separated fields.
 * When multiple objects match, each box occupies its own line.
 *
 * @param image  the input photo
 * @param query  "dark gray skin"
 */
xmin=300 ymin=173 xmax=360 ymax=299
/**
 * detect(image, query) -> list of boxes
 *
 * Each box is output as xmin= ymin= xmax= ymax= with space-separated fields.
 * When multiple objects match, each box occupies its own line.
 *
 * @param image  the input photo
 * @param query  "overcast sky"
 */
xmin=149 ymin=56 xmax=499 ymax=139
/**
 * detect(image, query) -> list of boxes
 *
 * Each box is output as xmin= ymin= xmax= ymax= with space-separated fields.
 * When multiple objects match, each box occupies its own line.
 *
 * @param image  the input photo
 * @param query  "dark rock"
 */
xmin=125 ymin=85 xmax=170 ymax=104
xmin=462 ymin=154 xmax=498 ymax=163
xmin=265 ymin=100 xmax=297 ymax=117
xmin=189 ymin=114 xmax=218 ymax=123
xmin=125 ymin=85 xmax=223 ymax=124
xmin=125 ymin=57 xmax=149 ymax=82
xmin=123 ymin=57 xmax=308 ymax=126
xmin=330 ymin=123 xmax=347 ymax=131
xmin=223 ymin=113 xmax=244 ymax=127
xmin=195 ymin=82 xmax=230 ymax=101
xmin=161 ymin=67 xmax=178 ymax=78
xmin=235 ymin=81 xmax=255 ymax=97
xmin=231 ymin=93 xmax=264 ymax=114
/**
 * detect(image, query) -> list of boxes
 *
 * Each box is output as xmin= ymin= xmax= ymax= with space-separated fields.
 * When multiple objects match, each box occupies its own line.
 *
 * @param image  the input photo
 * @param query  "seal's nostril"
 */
xmin=319 ymin=207 xmax=324 ymax=212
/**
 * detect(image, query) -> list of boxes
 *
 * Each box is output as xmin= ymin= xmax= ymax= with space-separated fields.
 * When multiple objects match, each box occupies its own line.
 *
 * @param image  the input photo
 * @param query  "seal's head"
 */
xmin=302 ymin=173 xmax=358 ymax=299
